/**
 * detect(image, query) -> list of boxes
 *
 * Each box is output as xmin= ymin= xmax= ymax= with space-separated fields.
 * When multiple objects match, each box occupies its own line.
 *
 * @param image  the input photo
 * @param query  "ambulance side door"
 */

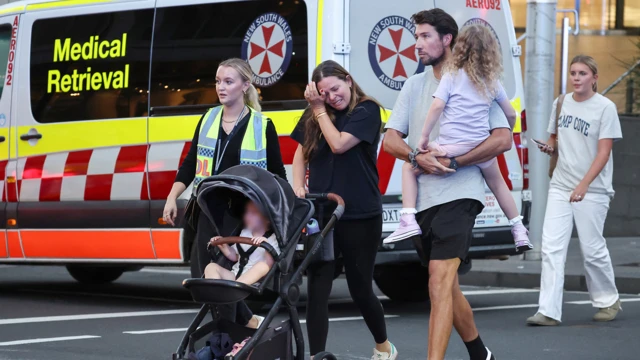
xmin=0 ymin=15 xmax=17 ymax=259
xmin=15 ymin=2 xmax=157 ymax=261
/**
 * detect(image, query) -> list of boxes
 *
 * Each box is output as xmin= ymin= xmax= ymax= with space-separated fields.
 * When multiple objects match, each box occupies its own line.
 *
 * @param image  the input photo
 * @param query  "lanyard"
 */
xmin=213 ymin=107 xmax=247 ymax=175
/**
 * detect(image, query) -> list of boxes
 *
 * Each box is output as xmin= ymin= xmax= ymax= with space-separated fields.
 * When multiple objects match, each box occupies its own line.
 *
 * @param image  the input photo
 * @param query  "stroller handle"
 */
xmin=209 ymin=237 xmax=279 ymax=260
xmin=305 ymin=193 xmax=345 ymax=221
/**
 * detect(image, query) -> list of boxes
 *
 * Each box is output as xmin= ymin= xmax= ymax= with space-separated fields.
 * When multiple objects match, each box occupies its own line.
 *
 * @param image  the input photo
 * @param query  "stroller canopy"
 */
xmin=196 ymin=165 xmax=296 ymax=247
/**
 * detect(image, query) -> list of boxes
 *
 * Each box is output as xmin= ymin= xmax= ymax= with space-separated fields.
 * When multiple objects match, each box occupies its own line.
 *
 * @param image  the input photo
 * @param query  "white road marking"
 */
xmin=300 ymin=315 xmax=398 ymax=324
xmin=0 ymin=335 xmax=100 ymax=347
xmin=472 ymin=304 xmax=539 ymax=312
xmin=140 ymin=268 xmax=191 ymax=275
xmin=123 ymin=328 xmax=188 ymax=335
xmin=124 ymin=315 xmax=401 ymax=334
xmin=462 ymin=289 xmax=539 ymax=296
xmin=0 ymin=309 xmax=200 ymax=326
xmin=567 ymin=298 xmax=640 ymax=305
xmin=17 ymin=288 xmax=195 ymax=305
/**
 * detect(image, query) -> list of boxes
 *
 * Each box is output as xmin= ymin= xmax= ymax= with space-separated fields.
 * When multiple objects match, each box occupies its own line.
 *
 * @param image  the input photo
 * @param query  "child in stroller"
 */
xmin=174 ymin=165 xmax=342 ymax=360
xmin=205 ymin=200 xmax=281 ymax=286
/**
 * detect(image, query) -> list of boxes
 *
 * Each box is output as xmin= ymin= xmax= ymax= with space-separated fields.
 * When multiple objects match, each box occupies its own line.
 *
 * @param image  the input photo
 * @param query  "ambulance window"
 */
xmin=0 ymin=26 xmax=11 ymax=99
xmin=29 ymin=9 xmax=154 ymax=123
xmin=150 ymin=0 xmax=308 ymax=111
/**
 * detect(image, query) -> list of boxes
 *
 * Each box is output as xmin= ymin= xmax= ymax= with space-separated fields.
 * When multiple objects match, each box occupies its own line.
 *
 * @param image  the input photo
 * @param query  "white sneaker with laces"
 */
xmin=372 ymin=343 xmax=398 ymax=360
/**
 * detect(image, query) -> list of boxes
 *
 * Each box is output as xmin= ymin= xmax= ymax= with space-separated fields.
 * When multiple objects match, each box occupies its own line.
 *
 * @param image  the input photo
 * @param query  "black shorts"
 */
xmin=412 ymin=199 xmax=484 ymax=264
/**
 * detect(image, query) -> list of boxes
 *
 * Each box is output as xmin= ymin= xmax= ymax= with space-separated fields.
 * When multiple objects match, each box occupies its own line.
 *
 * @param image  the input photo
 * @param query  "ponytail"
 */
xmin=244 ymin=84 xmax=261 ymax=112
xmin=219 ymin=58 xmax=261 ymax=111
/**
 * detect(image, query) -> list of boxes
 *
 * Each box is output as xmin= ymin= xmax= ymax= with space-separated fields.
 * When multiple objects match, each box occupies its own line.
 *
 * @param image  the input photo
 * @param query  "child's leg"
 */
xmin=204 ymin=263 xmax=236 ymax=281
xmin=236 ymin=261 xmax=270 ymax=285
xmin=480 ymin=161 xmax=519 ymax=220
xmin=383 ymin=163 xmax=422 ymax=244
xmin=401 ymin=161 xmax=418 ymax=211
xmin=480 ymin=161 xmax=532 ymax=251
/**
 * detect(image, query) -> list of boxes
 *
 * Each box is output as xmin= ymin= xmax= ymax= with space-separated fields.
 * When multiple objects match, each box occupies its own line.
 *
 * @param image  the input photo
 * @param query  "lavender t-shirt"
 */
xmin=433 ymin=69 xmax=507 ymax=146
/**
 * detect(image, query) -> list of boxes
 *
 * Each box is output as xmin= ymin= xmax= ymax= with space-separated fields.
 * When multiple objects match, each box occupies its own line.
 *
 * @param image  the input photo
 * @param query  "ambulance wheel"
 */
xmin=66 ymin=266 xmax=125 ymax=285
xmin=373 ymin=263 xmax=430 ymax=302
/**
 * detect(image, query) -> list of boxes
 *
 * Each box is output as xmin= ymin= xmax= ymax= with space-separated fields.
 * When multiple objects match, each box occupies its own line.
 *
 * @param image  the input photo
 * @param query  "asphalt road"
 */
xmin=1 ymin=265 xmax=640 ymax=360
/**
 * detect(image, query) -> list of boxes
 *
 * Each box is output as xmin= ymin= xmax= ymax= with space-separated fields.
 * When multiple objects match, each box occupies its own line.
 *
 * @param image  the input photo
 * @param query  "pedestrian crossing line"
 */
xmin=567 ymin=298 xmax=640 ymax=305
xmin=472 ymin=304 xmax=539 ymax=312
xmin=0 ymin=335 xmax=100 ymax=347
xmin=0 ymin=309 xmax=200 ymax=326
xmin=124 ymin=328 xmax=188 ymax=335
xmin=122 ymin=315 xmax=401 ymax=334
xmin=462 ymin=289 xmax=539 ymax=296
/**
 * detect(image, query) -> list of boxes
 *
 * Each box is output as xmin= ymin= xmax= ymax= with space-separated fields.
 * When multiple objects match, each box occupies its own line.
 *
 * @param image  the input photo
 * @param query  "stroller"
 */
xmin=173 ymin=165 xmax=343 ymax=360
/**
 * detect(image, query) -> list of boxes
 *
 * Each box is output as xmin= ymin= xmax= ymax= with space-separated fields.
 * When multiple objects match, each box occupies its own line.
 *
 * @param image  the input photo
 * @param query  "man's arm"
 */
xmin=384 ymin=129 xmax=453 ymax=175
xmin=438 ymin=128 xmax=512 ymax=167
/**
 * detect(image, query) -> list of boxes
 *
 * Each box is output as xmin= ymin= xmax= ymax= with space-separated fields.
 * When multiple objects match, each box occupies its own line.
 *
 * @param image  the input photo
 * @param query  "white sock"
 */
xmin=509 ymin=216 xmax=523 ymax=226
xmin=400 ymin=208 xmax=417 ymax=215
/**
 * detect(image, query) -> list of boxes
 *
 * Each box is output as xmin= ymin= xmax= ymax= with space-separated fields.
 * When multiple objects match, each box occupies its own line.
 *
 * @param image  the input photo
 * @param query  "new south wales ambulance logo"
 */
xmin=241 ymin=12 xmax=293 ymax=88
xmin=368 ymin=15 xmax=424 ymax=90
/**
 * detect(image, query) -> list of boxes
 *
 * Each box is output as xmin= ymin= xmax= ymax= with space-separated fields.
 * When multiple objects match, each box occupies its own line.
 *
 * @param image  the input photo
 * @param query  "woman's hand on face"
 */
xmin=304 ymin=82 xmax=326 ymax=113
xmin=570 ymin=182 xmax=588 ymax=203
xmin=163 ymin=199 xmax=178 ymax=226
xmin=294 ymin=186 xmax=307 ymax=199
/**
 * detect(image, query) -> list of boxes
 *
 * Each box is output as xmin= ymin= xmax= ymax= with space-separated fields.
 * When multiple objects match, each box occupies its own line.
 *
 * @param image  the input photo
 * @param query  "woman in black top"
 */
xmin=291 ymin=60 xmax=396 ymax=359
xmin=163 ymin=57 xmax=286 ymax=277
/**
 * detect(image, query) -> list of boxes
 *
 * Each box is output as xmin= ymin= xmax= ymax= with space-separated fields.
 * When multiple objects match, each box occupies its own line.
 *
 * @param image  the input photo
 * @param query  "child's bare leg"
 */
xmin=481 ymin=161 xmax=532 ymax=251
xmin=204 ymin=263 xmax=236 ymax=281
xmin=383 ymin=162 xmax=422 ymax=243
xmin=236 ymin=261 xmax=270 ymax=285
xmin=401 ymin=161 xmax=418 ymax=210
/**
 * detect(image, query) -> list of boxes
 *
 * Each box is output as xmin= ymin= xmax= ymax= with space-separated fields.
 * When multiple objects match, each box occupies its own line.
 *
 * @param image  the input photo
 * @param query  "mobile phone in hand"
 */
xmin=532 ymin=139 xmax=548 ymax=147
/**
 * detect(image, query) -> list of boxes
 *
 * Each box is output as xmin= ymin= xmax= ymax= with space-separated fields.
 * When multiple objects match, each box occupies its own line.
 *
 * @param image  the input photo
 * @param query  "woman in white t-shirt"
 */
xmin=527 ymin=55 xmax=623 ymax=326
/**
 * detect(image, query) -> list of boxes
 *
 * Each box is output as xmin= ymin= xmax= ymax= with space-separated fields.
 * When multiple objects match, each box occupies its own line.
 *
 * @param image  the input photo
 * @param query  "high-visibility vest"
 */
xmin=194 ymin=106 xmax=267 ymax=189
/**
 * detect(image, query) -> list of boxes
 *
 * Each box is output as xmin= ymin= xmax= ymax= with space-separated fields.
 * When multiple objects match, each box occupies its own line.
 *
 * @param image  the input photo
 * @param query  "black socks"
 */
xmin=464 ymin=336 xmax=491 ymax=360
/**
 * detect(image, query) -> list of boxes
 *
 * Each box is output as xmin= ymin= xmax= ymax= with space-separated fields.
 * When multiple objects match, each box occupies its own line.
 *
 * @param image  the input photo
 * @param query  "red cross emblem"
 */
xmin=249 ymin=24 xmax=285 ymax=75
xmin=377 ymin=28 xmax=417 ymax=79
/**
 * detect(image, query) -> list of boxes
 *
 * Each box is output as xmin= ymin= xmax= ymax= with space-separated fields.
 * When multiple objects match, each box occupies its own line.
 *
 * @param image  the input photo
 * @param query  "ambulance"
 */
xmin=0 ymin=0 xmax=530 ymax=301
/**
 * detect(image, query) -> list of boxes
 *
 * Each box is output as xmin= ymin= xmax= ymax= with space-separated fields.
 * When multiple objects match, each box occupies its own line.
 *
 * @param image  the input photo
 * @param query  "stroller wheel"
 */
xmin=314 ymin=352 xmax=337 ymax=360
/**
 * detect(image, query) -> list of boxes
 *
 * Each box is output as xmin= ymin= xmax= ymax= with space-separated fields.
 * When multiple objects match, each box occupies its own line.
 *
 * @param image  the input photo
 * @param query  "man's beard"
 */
xmin=421 ymin=48 xmax=445 ymax=67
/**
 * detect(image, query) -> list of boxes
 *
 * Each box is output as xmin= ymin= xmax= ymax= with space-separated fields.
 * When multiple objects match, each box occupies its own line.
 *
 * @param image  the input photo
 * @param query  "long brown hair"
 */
xmin=570 ymin=55 xmax=599 ymax=92
xmin=444 ymin=24 xmax=503 ymax=100
xmin=301 ymin=60 xmax=381 ymax=160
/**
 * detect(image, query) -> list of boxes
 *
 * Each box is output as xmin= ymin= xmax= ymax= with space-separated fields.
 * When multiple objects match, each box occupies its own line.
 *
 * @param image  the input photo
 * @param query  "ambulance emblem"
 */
xmin=241 ymin=12 xmax=293 ymax=88
xmin=463 ymin=18 xmax=501 ymax=46
xmin=368 ymin=15 xmax=424 ymax=91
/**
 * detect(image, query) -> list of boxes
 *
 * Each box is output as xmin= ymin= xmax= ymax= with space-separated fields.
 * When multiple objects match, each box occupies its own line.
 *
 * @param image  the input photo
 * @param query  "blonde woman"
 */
xmin=163 ymin=58 xmax=287 ymax=276
xmin=527 ymin=55 xmax=622 ymax=326
xmin=384 ymin=24 xmax=532 ymax=255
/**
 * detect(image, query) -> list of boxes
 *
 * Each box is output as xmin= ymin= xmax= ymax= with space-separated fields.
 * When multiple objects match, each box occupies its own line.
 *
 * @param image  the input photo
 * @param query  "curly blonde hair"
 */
xmin=444 ymin=24 xmax=503 ymax=100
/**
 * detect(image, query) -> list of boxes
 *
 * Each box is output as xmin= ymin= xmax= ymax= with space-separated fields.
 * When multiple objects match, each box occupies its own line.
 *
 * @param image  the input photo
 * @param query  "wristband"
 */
xmin=408 ymin=148 xmax=419 ymax=169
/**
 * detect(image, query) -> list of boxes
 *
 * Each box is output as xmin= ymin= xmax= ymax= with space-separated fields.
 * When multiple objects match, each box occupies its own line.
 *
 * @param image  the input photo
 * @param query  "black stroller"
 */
xmin=173 ymin=165 xmax=343 ymax=360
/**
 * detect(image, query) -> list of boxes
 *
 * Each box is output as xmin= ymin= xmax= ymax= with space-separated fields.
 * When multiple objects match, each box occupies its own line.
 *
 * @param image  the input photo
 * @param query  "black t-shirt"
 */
xmin=175 ymin=109 xmax=287 ymax=186
xmin=291 ymin=100 xmax=382 ymax=220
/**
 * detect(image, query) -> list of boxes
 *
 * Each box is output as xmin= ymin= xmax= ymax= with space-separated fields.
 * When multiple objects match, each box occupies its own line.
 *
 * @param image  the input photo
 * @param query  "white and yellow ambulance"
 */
xmin=0 ymin=0 xmax=529 ymax=300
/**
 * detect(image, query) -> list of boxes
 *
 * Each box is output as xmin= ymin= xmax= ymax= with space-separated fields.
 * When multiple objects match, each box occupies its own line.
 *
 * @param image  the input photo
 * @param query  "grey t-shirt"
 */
xmin=384 ymin=69 xmax=511 ymax=212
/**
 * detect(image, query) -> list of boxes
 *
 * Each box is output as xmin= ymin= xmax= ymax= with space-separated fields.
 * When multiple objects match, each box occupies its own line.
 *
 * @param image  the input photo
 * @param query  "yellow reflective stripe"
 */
xmin=242 ymin=116 xmax=256 ymax=148
xmin=0 ymin=127 xmax=8 ymax=161
xmin=149 ymin=115 xmax=200 ymax=143
xmin=0 ymin=5 xmax=25 ymax=15
xmin=205 ymin=108 xmax=222 ymax=140
xmin=16 ymin=118 xmax=146 ymax=157
xmin=26 ymin=0 xmax=112 ymax=11
xmin=511 ymin=97 xmax=522 ymax=133
xmin=315 ymin=0 xmax=324 ymax=65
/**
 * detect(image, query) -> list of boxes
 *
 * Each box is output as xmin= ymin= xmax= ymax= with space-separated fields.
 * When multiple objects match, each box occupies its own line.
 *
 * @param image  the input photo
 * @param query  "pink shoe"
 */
xmin=384 ymin=214 xmax=422 ymax=244
xmin=227 ymin=337 xmax=251 ymax=357
xmin=512 ymin=223 xmax=533 ymax=253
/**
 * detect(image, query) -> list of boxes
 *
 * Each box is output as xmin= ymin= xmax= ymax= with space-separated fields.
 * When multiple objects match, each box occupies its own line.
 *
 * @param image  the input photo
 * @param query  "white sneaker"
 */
xmin=372 ymin=343 xmax=398 ymax=360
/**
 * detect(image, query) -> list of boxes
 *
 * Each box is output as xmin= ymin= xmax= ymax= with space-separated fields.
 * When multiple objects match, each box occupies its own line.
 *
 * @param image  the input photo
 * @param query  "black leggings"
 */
xmin=306 ymin=214 xmax=387 ymax=355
